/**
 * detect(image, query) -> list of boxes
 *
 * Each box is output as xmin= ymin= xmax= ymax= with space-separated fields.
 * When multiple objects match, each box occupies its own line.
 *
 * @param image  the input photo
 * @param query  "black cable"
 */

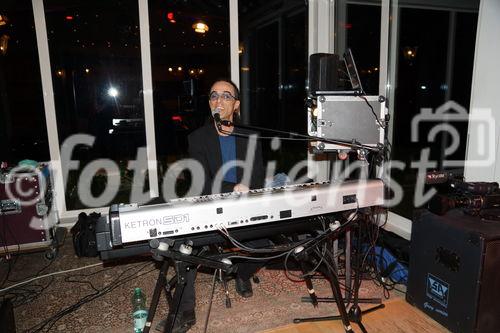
xmin=0 ymin=214 xmax=21 ymax=288
xmin=218 ymin=225 xmax=315 ymax=254
xmin=364 ymin=240 xmax=408 ymax=299
xmin=36 ymin=266 xmax=155 ymax=333
xmin=34 ymin=257 xmax=55 ymax=277
xmin=320 ymin=245 xmax=353 ymax=292
xmin=283 ymin=215 xmax=339 ymax=281
xmin=27 ymin=262 xmax=155 ymax=333
xmin=1 ymin=250 xmax=57 ymax=286
xmin=357 ymin=95 xmax=386 ymax=129
xmin=283 ymin=243 xmax=327 ymax=282
xmin=281 ymin=211 xmax=359 ymax=294
xmin=333 ymin=208 xmax=392 ymax=304
xmin=10 ymin=276 xmax=55 ymax=308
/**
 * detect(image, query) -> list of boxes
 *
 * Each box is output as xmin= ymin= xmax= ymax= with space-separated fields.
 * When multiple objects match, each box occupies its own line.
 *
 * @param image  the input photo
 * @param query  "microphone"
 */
xmin=212 ymin=107 xmax=233 ymax=127
xmin=212 ymin=107 xmax=223 ymax=130
xmin=213 ymin=110 xmax=222 ymax=124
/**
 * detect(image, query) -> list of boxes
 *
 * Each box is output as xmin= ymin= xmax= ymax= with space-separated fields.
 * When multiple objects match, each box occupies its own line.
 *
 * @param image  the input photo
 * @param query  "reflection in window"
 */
xmin=390 ymin=7 xmax=478 ymax=218
xmin=336 ymin=2 xmax=381 ymax=95
xmin=148 ymin=0 xmax=230 ymax=200
xmin=239 ymin=0 xmax=308 ymax=176
xmin=44 ymin=0 xmax=145 ymax=209
xmin=0 ymin=0 xmax=49 ymax=163
xmin=346 ymin=4 xmax=380 ymax=95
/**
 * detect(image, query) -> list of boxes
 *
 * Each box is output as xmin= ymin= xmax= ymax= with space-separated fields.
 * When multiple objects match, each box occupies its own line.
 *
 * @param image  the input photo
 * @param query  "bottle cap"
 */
xmin=134 ymin=287 xmax=141 ymax=294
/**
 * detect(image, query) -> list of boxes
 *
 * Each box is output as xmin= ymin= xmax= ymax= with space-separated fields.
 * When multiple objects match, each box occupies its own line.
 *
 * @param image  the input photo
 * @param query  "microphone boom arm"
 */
xmin=224 ymin=120 xmax=380 ymax=153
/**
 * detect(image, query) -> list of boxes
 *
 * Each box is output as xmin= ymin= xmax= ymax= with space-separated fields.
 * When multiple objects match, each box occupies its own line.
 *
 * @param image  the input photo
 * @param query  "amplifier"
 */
xmin=309 ymin=53 xmax=340 ymax=93
xmin=407 ymin=209 xmax=500 ymax=333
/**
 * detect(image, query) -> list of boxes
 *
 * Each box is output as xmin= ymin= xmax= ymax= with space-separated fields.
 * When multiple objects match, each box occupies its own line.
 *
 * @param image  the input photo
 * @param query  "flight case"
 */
xmin=0 ymin=167 xmax=59 ymax=258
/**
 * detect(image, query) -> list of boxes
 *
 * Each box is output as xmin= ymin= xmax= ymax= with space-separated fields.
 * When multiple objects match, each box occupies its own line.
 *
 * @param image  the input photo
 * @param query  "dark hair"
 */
xmin=209 ymin=78 xmax=240 ymax=100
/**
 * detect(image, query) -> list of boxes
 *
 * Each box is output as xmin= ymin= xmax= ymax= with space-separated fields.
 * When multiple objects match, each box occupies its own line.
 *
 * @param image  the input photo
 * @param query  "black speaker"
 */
xmin=308 ymin=53 xmax=339 ymax=93
xmin=0 ymin=298 xmax=16 ymax=333
xmin=407 ymin=209 xmax=500 ymax=333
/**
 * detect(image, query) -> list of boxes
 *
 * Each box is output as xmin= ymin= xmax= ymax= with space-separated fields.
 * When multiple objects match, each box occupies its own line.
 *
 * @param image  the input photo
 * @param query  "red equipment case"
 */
xmin=0 ymin=168 xmax=59 ymax=257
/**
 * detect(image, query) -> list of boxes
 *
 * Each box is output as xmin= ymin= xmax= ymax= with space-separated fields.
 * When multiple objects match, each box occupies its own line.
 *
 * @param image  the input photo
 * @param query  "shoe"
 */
xmin=235 ymin=277 xmax=253 ymax=298
xmin=155 ymin=310 xmax=196 ymax=333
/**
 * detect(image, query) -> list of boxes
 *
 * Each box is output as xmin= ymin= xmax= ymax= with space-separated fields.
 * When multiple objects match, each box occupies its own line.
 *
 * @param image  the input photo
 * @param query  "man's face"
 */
xmin=209 ymin=81 xmax=240 ymax=121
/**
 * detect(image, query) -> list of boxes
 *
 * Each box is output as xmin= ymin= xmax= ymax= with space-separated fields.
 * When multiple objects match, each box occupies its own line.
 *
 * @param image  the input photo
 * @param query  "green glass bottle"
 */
xmin=131 ymin=288 xmax=148 ymax=333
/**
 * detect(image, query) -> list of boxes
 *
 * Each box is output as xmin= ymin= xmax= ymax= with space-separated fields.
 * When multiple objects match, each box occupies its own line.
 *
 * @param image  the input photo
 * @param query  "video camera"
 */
xmin=426 ymin=170 xmax=500 ymax=216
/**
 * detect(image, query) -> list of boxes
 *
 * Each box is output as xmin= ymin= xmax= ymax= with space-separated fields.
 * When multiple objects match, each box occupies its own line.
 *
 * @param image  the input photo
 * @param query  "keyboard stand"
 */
xmin=142 ymin=238 xmax=236 ymax=333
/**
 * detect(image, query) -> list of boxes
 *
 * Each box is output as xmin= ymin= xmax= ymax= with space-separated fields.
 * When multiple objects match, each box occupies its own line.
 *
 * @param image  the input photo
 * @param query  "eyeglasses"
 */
xmin=209 ymin=91 xmax=237 ymax=102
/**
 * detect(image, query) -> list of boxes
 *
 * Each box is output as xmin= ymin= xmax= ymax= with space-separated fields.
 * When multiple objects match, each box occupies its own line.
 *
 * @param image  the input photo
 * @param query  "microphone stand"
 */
xmin=294 ymin=214 xmax=385 ymax=333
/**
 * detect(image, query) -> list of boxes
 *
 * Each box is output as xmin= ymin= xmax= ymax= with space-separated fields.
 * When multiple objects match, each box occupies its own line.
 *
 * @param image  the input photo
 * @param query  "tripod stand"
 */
xmin=292 ymin=216 xmax=384 ymax=333
xmin=142 ymin=238 xmax=236 ymax=333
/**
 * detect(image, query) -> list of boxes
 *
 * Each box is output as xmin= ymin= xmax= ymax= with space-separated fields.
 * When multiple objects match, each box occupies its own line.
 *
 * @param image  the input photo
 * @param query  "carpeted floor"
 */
xmin=2 ymin=240 xmax=387 ymax=333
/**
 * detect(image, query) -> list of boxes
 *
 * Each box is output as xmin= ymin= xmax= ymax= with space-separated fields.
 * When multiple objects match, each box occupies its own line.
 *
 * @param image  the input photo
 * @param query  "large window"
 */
xmin=335 ymin=1 xmax=381 ymax=96
xmin=43 ymin=0 xmax=146 ymax=209
xmin=0 ymin=0 xmax=49 ymax=163
xmin=238 ymin=0 xmax=308 ymax=176
xmin=389 ymin=4 xmax=479 ymax=218
xmin=148 ymin=0 xmax=230 ymax=199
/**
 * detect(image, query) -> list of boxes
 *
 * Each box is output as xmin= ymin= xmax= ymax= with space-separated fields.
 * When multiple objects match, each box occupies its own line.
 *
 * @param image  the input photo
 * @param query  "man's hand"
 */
xmin=233 ymin=183 xmax=250 ymax=192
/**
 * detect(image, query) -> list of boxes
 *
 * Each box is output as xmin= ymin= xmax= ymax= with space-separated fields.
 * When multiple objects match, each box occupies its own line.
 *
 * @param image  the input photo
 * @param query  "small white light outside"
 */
xmin=420 ymin=85 xmax=427 ymax=90
xmin=108 ymin=87 xmax=119 ymax=97
xmin=168 ymin=67 xmax=173 ymax=72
